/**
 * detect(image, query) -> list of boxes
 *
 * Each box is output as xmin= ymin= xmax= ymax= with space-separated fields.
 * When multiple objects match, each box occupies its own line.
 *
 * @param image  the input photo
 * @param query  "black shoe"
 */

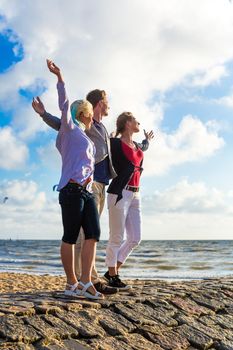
xmin=103 ymin=270 xmax=110 ymax=282
xmin=108 ymin=275 xmax=131 ymax=291
xmin=93 ymin=281 xmax=118 ymax=295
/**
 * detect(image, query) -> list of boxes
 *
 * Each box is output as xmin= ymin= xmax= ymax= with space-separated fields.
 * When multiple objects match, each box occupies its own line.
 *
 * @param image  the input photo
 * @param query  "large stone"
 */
xmin=86 ymin=336 xmax=136 ymax=350
xmin=0 ymin=300 xmax=35 ymax=316
xmin=141 ymin=327 xmax=190 ymax=349
xmin=199 ymin=316 xmax=233 ymax=341
xmin=119 ymin=333 xmax=163 ymax=350
xmin=41 ymin=314 xmax=79 ymax=339
xmin=221 ymin=290 xmax=233 ymax=300
xmin=34 ymin=339 xmax=91 ymax=350
xmin=145 ymin=298 xmax=178 ymax=312
xmin=215 ymin=340 xmax=233 ymax=350
xmin=24 ymin=315 xmax=63 ymax=340
xmin=55 ymin=310 xmax=105 ymax=338
xmin=0 ymin=314 xmax=40 ymax=342
xmin=34 ymin=305 xmax=63 ymax=315
xmin=127 ymin=302 xmax=178 ymax=326
xmin=191 ymin=294 xmax=226 ymax=312
xmin=171 ymin=296 xmax=214 ymax=316
xmin=114 ymin=303 xmax=156 ymax=325
xmin=200 ymin=290 xmax=233 ymax=308
xmin=176 ymin=313 xmax=225 ymax=341
xmin=139 ymin=323 xmax=169 ymax=336
xmin=98 ymin=309 xmax=136 ymax=335
xmin=213 ymin=315 xmax=233 ymax=330
xmin=175 ymin=324 xmax=214 ymax=349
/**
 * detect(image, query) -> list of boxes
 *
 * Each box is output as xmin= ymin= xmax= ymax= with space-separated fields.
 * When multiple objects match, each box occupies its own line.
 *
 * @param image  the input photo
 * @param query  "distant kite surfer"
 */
xmin=3 ymin=197 xmax=8 ymax=204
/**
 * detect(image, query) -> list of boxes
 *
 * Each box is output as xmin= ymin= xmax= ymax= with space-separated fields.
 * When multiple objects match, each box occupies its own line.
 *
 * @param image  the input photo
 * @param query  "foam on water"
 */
xmin=0 ymin=239 xmax=233 ymax=279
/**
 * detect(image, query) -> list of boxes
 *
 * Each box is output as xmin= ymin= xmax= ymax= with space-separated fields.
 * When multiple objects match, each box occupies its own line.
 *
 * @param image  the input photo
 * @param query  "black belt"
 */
xmin=67 ymin=182 xmax=87 ymax=190
xmin=125 ymin=185 xmax=139 ymax=192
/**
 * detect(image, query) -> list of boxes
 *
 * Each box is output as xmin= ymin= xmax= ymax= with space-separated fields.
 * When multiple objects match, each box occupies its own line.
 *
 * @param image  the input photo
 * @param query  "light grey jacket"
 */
xmin=41 ymin=112 xmax=117 ymax=179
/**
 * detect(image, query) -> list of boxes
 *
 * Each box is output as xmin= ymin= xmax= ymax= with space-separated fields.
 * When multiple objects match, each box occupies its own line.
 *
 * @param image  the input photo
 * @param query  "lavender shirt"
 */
xmin=56 ymin=82 xmax=95 ymax=192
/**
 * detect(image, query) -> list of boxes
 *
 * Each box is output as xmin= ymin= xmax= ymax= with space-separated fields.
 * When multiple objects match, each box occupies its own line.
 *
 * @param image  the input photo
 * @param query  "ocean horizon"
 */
xmin=0 ymin=239 xmax=233 ymax=280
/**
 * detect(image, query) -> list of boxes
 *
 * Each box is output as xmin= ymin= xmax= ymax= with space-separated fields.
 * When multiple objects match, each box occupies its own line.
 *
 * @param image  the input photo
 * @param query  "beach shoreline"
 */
xmin=0 ymin=274 xmax=233 ymax=349
xmin=1 ymin=240 xmax=233 ymax=281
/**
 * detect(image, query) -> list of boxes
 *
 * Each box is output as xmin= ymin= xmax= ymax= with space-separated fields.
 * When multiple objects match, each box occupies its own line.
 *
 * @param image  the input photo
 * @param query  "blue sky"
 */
xmin=1 ymin=0 xmax=233 ymax=240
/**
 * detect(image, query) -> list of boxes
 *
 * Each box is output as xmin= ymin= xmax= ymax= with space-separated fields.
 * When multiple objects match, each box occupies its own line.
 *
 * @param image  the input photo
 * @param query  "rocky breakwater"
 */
xmin=0 ymin=277 xmax=233 ymax=349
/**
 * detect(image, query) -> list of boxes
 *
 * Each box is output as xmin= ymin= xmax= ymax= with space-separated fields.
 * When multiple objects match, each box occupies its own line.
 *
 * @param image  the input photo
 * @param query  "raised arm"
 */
xmin=137 ymin=129 xmax=154 ymax=151
xmin=46 ymin=59 xmax=70 ymax=128
xmin=41 ymin=112 xmax=61 ymax=131
xmin=32 ymin=96 xmax=61 ymax=131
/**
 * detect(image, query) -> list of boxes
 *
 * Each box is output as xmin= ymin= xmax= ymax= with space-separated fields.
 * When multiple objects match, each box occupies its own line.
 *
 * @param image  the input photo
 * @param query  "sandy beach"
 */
xmin=0 ymin=272 xmax=66 ymax=294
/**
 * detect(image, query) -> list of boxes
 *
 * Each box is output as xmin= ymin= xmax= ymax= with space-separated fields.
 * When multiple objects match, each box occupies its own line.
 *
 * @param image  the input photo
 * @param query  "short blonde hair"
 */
xmin=70 ymin=100 xmax=93 ymax=124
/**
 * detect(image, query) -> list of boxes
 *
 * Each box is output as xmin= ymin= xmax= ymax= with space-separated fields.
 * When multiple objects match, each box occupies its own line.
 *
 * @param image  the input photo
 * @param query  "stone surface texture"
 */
xmin=0 ymin=277 xmax=233 ymax=349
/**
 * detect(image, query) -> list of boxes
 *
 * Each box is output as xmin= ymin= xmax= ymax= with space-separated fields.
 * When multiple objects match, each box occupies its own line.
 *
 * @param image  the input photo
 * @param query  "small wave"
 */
xmin=156 ymin=265 xmax=179 ymax=271
xmin=126 ymin=259 xmax=170 ymax=267
xmin=131 ymin=253 xmax=163 ymax=258
xmin=0 ymin=259 xmax=62 ymax=268
xmin=189 ymin=265 xmax=213 ymax=270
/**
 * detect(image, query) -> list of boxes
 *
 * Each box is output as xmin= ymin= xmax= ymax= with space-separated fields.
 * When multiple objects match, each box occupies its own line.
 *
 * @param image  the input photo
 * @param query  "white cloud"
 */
xmin=0 ymin=126 xmax=28 ymax=170
xmin=140 ymin=179 xmax=233 ymax=239
xmin=142 ymin=212 xmax=233 ymax=240
xmin=0 ymin=179 xmax=46 ymax=209
xmin=0 ymin=179 xmax=61 ymax=239
xmin=0 ymin=178 xmax=233 ymax=240
xmin=215 ymin=93 xmax=233 ymax=108
xmin=0 ymin=0 xmax=233 ymax=137
xmin=37 ymin=141 xmax=61 ymax=170
xmin=143 ymin=115 xmax=224 ymax=176
xmin=190 ymin=65 xmax=228 ymax=87
xmin=142 ymin=179 xmax=227 ymax=213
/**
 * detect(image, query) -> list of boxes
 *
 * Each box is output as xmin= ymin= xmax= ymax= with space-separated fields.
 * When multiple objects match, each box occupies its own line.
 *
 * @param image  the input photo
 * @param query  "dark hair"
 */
xmin=86 ymin=89 xmax=106 ymax=109
xmin=115 ymin=112 xmax=134 ymax=137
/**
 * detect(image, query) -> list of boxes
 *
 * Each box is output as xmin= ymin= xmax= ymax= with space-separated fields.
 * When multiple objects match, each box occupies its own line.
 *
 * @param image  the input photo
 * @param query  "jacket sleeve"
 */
xmin=137 ymin=139 xmax=149 ymax=152
xmin=41 ymin=111 xmax=61 ymax=131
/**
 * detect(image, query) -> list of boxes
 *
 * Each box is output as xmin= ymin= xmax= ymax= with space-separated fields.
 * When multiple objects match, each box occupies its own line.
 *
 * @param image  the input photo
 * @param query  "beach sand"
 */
xmin=0 ymin=272 xmax=66 ymax=293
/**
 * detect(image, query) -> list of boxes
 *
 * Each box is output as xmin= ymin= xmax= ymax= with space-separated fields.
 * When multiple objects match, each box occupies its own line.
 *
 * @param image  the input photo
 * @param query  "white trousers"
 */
xmin=106 ymin=189 xmax=141 ymax=267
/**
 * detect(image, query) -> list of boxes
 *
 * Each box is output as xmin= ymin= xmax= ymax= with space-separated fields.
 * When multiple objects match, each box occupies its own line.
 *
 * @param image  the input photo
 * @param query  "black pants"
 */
xmin=59 ymin=183 xmax=100 ymax=244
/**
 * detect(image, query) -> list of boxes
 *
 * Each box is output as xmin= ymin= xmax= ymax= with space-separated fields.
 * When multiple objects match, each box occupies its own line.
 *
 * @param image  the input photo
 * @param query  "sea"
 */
xmin=0 ymin=240 xmax=233 ymax=280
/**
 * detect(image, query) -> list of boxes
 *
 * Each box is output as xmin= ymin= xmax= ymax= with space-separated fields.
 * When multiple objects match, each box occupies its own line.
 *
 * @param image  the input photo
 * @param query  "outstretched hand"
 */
xmin=46 ymin=59 xmax=63 ymax=82
xmin=144 ymin=129 xmax=154 ymax=142
xmin=32 ymin=96 xmax=45 ymax=116
xmin=46 ymin=59 xmax=60 ymax=75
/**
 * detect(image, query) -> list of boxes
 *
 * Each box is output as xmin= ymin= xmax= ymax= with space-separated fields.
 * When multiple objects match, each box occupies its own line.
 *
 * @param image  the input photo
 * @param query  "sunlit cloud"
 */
xmin=143 ymin=115 xmax=224 ymax=176
xmin=0 ymin=126 xmax=28 ymax=170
